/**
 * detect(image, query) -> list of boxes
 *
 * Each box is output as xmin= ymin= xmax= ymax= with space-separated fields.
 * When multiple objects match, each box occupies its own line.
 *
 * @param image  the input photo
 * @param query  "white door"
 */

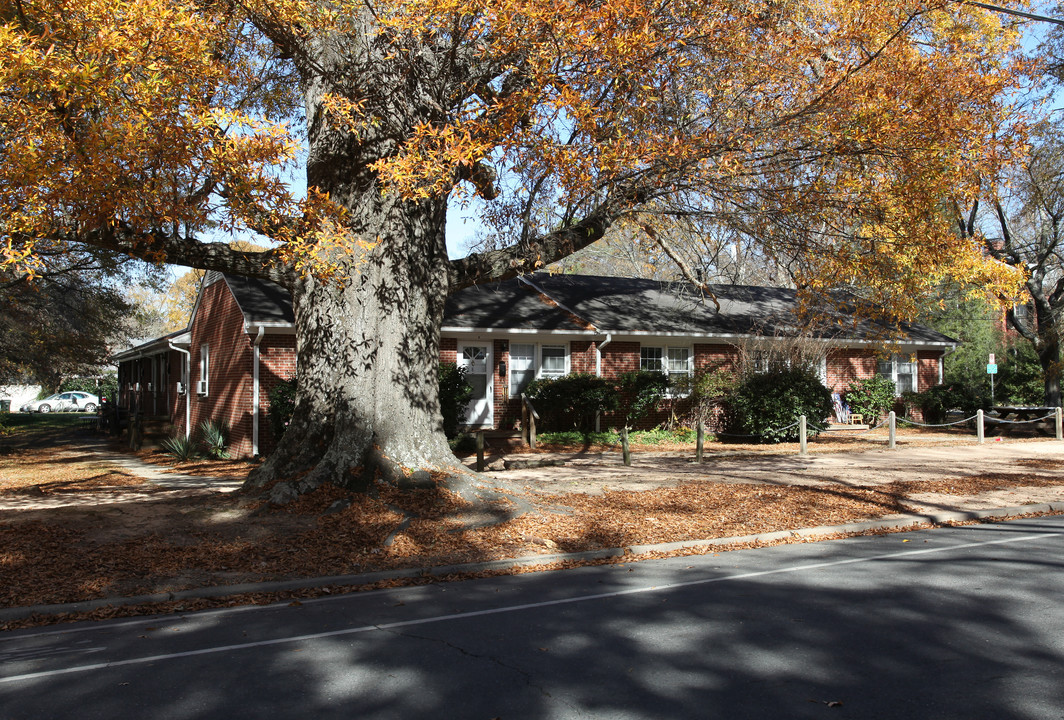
xmin=459 ymin=343 xmax=493 ymax=427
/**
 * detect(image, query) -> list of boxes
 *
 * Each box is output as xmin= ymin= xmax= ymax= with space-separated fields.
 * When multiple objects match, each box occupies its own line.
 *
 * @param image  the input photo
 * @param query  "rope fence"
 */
xmin=693 ymin=406 xmax=1064 ymax=459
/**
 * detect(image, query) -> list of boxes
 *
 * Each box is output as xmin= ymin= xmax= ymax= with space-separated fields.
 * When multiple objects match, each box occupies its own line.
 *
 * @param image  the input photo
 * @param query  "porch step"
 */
xmin=825 ymin=423 xmax=870 ymax=431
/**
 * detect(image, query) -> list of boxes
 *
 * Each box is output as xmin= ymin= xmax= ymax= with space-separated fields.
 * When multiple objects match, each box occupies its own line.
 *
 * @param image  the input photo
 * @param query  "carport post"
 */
xmin=799 ymin=415 xmax=808 ymax=455
xmin=888 ymin=411 xmax=896 ymax=450
xmin=977 ymin=409 xmax=985 ymax=443
xmin=1057 ymin=407 xmax=1062 ymax=441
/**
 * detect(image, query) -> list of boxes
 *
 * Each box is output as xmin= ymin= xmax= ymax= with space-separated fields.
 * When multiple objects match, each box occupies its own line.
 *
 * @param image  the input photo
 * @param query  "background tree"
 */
xmin=1 ymin=0 xmax=1029 ymax=501
xmin=0 ymin=244 xmax=152 ymax=391
xmin=958 ymin=123 xmax=1064 ymax=405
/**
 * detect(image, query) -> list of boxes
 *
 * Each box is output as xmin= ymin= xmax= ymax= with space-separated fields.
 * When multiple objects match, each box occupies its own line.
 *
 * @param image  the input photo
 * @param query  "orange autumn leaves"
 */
xmin=0 ymin=0 xmax=1033 ymax=308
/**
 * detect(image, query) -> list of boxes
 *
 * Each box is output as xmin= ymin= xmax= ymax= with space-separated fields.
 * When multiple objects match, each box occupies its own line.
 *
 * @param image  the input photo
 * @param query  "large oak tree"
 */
xmin=1 ymin=0 xmax=1027 ymax=499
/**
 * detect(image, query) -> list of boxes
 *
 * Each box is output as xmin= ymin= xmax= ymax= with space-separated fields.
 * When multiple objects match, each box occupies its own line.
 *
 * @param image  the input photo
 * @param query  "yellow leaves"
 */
xmin=0 ymin=0 xmax=300 ymax=271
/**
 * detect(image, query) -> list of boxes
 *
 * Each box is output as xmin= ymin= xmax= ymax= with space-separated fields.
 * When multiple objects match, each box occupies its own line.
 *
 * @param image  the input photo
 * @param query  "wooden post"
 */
xmin=476 ymin=430 xmax=485 ymax=472
xmin=528 ymin=407 xmax=536 ymax=450
xmin=1056 ymin=406 xmax=1062 ymax=441
xmin=888 ymin=411 xmax=896 ymax=450
xmin=696 ymin=420 xmax=704 ymax=464
xmin=977 ymin=409 xmax=985 ymax=444
xmin=521 ymin=398 xmax=528 ymax=445
xmin=799 ymin=415 xmax=808 ymax=455
xmin=621 ymin=427 xmax=631 ymax=466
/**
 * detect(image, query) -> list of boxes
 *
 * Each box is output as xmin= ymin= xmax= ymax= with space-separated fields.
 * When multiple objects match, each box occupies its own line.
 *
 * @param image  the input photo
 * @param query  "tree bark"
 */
xmin=245 ymin=38 xmax=462 ymax=502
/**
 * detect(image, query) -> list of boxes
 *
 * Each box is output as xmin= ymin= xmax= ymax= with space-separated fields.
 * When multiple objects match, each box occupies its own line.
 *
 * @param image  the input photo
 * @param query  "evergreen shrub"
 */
xmin=525 ymin=373 xmax=619 ymax=432
xmin=719 ymin=367 xmax=833 ymax=443
xmin=844 ymin=375 xmax=896 ymax=421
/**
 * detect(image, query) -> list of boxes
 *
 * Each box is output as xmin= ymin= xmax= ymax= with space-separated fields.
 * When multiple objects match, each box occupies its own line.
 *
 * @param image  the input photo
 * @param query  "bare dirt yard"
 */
xmin=2 ymin=417 xmax=1064 ymax=629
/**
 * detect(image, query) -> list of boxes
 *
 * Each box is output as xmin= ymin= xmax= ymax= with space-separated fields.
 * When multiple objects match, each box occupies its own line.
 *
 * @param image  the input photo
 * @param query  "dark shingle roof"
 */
xmin=446 ymin=274 xmax=957 ymax=345
xmin=213 ymin=272 xmax=956 ymax=346
xmin=223 ymin=275 xmax=295 ymax=324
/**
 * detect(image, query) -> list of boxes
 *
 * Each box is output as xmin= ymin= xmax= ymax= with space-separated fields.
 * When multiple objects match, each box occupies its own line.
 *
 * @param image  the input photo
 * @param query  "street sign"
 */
xmin=987 ymin=363 xmax=998 ymax=374
xmin=989 ymin=353 xmax=996 ymax=365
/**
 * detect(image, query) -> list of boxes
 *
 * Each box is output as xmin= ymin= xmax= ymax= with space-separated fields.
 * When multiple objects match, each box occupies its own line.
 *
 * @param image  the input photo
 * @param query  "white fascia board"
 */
xmin=441 ymin=327 xmax=597 ymax=336
xmin=243 ymin=322 xmax=296 ymax=335
xmin=440 ymin=327 xmax=957 ymax=352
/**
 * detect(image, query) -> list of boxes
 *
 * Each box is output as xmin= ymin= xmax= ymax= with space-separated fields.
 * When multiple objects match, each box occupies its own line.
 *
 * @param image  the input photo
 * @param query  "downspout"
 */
xmin=595 ymin=334 xmax=613 ymax=377
xmin=594 ymin=334 xmax=612 ymax=432
xmin=252 ymin=326 xmax=265 ymax=456
xmin=168 ymin=340 xmax=191 ymax=440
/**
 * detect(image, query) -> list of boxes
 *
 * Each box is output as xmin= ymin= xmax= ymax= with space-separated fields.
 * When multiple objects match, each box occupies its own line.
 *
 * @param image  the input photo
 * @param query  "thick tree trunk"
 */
xmin=245 ymin=235 xmax=458 ymax=502
xmin=245 ymin=44 xmax=467 ymax=502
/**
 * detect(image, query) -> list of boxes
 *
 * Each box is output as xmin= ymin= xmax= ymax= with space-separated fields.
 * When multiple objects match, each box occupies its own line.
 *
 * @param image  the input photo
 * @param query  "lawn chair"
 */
xmin=832 ymin=392 xmax=850 ymax=424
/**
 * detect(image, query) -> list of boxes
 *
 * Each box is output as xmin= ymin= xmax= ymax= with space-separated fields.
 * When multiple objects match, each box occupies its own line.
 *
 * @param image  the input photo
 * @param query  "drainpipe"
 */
xmin=595 ymin=333 xmax=613 ymax=377
xmin=594 ymin=334 xmax=612 ymax=432
xmin=168 ymin=340 xmax=191 ymax=439
xmin=252 ymin=326 xmax=265 ymax=456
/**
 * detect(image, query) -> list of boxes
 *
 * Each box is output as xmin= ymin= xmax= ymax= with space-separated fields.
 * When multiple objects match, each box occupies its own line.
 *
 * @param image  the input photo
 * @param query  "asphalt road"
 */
xmin=2 ymin=517 xmax=1064 ymax=719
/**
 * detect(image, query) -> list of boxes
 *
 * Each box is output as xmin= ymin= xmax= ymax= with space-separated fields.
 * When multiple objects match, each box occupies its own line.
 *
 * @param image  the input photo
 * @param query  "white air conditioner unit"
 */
xmin=196 ymin=381 xmax=209 ymax=396
xmin=176 ymin=382 xmax=186 ymax=396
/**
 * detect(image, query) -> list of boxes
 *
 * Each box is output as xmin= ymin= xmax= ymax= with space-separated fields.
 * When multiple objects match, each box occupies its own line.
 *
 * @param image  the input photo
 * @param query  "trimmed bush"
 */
xmin=906 ymin=383 xmax=989 ymax=424
xmin=616 ymin=370 xmax=669 ymax=428
xmin=719 ymin=367 xmax=833 ymax=443
xmin=844 ymin=375 xmax=896 ymax=422
xmin=525 ymin=373 xmax=619 ymax=432
xmin=438 ymin=362 xmax=474 ymax=439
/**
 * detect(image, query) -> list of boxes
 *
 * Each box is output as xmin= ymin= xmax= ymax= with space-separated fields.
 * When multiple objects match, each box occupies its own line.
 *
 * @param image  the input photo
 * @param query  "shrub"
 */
xmin=616 ymin=370 xmax=669 ymax=428
xmin=161 ymin=433 xmax=197 ymax=461
xmin=998 ymin=340 xmax=1044 ymax=405
xmin=525 ymin=373 xmax=619 ymax=432
xmin=267 ymin=377 xmax=298 ymax=442
xmin=844 ymin=375 xmax=897 ymax=421
xmin=719 ymin=367 xmax=833 ymax=443
xmin=438 ymin=362 xmax=474 ymax=438
xmin=198 ymin=419 xmax=231 ymax=460
xmin=676 ymin=364 xmax=737 ymax=428
xmin=906 ymin=383 xmax=989 ymax=424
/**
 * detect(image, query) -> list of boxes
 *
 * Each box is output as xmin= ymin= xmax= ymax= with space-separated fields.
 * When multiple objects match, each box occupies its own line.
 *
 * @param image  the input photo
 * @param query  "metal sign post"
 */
xmin=988 ymin=353 xmax=998 ymax=405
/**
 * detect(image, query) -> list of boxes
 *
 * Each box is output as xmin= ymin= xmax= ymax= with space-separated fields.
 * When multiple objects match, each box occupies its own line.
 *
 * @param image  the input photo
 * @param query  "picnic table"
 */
xmin=987 ymin=406 xmax=1058 ymax=435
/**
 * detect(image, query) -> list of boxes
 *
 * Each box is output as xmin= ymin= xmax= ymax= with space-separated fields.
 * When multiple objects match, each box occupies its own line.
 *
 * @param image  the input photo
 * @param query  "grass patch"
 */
xmin=537 ymin=428 xmax=697 ymax=447
xmin=1 ymin=412 xmax=86 ymax=434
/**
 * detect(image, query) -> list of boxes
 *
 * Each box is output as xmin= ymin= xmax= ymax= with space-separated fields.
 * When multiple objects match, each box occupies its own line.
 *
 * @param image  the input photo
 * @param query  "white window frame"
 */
xmin=640 ymin=345 xmax=693 ymax=395
xmin=505 ymin=341 xmax=571 ymax=394
xmin=877 ymin=353 xmax=917 ymax=396
xmin=198 ymin=343 xmax=210 ymax=396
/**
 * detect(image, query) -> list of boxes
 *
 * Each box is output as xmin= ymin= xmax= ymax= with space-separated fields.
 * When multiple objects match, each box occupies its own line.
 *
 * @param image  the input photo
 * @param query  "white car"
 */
xmin=21 ymin=392 xmax=100 ymax=413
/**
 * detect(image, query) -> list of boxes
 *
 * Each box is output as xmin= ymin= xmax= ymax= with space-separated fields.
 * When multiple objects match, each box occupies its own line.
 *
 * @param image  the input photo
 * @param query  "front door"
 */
xmin=458 ymin=343 xmax=493 ymax=427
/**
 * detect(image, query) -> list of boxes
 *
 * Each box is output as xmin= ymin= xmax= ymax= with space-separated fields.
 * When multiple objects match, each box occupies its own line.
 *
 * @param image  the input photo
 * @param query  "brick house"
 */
xmin=114 ymin=272 xmax=957 ymax=458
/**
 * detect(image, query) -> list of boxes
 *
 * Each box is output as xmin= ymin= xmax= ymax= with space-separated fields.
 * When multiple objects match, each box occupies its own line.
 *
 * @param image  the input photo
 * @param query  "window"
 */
xmin=510 ymin=343 xmax=536 ymax=394
xmin=878 ymin=354 xmax=916 ymax=395
xmin=541 ymin=345 xmax=567 ymax=378
xmin=641 ymin=345 xmax=692 ymax=393
xmin=666 ymin=348 xmax=691 ymax=387
xmin=198 ymin=344 xmax=210 ymax=395
xmin=640 ymin=347 xmax=664 ymax=372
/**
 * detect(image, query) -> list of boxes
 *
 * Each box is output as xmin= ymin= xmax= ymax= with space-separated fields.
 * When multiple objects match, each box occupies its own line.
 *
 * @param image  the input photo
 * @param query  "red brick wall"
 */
xmin=917 ymin=351 xmax=940 ymax=392
xmin=826 ymin=349 xmax=877 ymax=392
xmin=256 ymin=335 xmax=298 ymax=455
xmin=188 ymin=279 xmax=255 ymax=458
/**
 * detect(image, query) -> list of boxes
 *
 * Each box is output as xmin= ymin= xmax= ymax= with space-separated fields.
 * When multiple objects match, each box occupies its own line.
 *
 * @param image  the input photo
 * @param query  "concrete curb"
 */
xmin=4 ymin=501 xmax=1064 ymax=624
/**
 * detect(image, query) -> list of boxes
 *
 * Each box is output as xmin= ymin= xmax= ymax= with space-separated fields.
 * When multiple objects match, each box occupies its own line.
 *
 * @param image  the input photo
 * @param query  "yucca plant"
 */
xmin=198 ymin=419 xmax=231 ymax=460
xmin=161 ymin=433 xmax=197 ymax=461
